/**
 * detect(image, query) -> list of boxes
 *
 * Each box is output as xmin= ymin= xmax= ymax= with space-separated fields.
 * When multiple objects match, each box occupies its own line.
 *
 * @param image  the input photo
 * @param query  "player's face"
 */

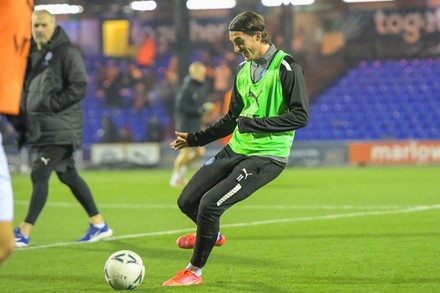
xmin=229 ymin=31 xmax=261 ymax=61
xmin=32 ymin=13 xmax=56 ymax=48
xmin=194 ymin=66 xmax=206 ymax=83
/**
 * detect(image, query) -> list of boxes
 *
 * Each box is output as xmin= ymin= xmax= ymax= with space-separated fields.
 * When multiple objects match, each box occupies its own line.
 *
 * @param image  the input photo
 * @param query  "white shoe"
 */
xmin=169 ymin=173 xmax=187 ymax=187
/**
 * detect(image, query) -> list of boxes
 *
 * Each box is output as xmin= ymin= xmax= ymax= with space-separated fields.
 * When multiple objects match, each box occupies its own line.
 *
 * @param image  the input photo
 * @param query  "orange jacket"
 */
xmin=0 ymin=0 xmax=33 ymax=114
xmin=136 ymin=35 xmax=156 ymax=66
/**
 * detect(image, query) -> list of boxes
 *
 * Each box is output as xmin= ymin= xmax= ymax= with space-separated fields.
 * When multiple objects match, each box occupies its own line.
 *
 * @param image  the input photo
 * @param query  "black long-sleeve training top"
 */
xmin=187 ymin=44 xmax=309 ymax=151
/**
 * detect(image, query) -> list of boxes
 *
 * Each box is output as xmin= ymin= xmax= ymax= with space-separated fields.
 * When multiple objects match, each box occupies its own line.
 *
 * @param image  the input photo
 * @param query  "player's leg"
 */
xmin=16 ymin=146 xmax=54 ymax=245
xmin=170 ymin=148 xmax=191 ymax=187
xmin=177 ymin=146 xmax=235 ymax=224
xmin=0 ymin=142 xmax=15 ymax=261
xmin=55 ymin=147 xmax=112 ymax=242
xmin=0 ymin=221 xmax=14 ymax=265
xmin=174 ymin=146 xmax=234 ymax=250
xmin=164 ymin=155 xmax=285 ymax=286
xmin=57 ymin=167 xmax=99 ymax=218
xmin=191 ymin=156 xmax=285 ymax=269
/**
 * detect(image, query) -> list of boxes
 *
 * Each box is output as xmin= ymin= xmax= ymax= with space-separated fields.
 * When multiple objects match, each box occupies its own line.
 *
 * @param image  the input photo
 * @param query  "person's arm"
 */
xmin=50 ymin=46 xmax=87 ymax=113
xmin=237 ymin=56 xmax=309 ymax=133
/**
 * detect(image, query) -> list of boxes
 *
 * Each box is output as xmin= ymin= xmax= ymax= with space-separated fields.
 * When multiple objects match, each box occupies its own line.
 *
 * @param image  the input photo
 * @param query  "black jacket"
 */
xmin=20 ymin=26 xmax=87 ymax=149
xmin=174 ymin=75 xmax=207 ymax=133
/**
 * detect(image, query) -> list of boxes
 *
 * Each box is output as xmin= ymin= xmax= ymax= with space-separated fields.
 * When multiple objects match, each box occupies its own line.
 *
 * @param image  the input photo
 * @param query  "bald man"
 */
xmin=170 ymin=62 xmax=213 ymax=187
xmin=12 ymin=9 xmax=112 ymax=247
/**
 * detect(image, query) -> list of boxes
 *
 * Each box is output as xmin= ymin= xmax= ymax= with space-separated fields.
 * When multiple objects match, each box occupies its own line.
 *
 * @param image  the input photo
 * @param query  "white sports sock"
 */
xmin=93 ymin=223 xmax=105 ymax=229
xmin=179 ymin=166 xmax=187 ymax=176
xmin=192 ymin=268 xmax=202 ymax=277
xmin=186 ymin=263 xmax=202 ymax=277
xmin=169 ymin=173 xmax=181 ymax=185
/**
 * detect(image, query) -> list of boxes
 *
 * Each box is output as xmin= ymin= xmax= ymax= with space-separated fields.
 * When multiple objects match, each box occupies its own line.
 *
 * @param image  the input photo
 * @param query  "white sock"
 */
xmin=217 ymin=232 xmax=222 ymax=240
xmin=186 ymin=263 xmax=202 ymax=277
xmin=179 ymin=166 xmax=187 ymax=176
xmin=93 ymin=223 xmax=105 ymax=229
xmin=192 ymin=268 xmax=202 ymax=277
xmin=170 ymin=173 xmax=180 ymax=184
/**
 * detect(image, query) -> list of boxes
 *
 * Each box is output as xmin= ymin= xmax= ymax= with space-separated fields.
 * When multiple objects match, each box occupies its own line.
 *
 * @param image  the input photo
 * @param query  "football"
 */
xmin=104 ymin=250 xmax=145 ymax=290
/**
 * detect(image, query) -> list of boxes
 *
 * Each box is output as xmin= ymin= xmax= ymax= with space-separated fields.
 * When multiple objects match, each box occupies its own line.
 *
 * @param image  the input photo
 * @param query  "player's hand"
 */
xmin=170 ymin=131 xmax=189 ymax=150
xmin=237 ymin=116 xmax=253 ymax=133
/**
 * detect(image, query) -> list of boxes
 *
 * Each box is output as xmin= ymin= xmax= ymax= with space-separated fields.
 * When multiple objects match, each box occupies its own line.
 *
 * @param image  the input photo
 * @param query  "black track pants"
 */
xmin=24 ymin=145 xmax=99 ymax=225
xmin=177 ymin=145 xmax=285 ymax=268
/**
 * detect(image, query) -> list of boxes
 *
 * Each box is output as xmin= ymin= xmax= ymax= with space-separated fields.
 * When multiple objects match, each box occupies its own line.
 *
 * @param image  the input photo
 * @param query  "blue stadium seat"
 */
xmin=302 ymin=58 xmax=440 ymax=141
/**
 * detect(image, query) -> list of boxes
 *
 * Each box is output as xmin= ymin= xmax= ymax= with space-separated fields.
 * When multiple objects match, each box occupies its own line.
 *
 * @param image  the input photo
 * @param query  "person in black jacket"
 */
xmin=163 ymin=11 xmax=309 ymax=286
xmin=13 ymin=10 xmax=112 ymax=247
xmin=169 ymin=62 xmax=214 ymax=187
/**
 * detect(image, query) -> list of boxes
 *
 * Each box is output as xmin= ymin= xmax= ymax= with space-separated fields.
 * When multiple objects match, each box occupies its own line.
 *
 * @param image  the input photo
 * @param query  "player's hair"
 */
xmin=189 ymin=62 xmax=206 ymax=77
xmin=32 ymin=9 xmax=56 ymax=23
xmin=228 ymin=11 xmax=271 ymax=44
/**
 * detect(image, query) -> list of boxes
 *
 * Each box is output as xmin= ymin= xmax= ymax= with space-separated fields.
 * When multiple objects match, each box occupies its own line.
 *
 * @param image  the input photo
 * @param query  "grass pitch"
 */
xmin=1 ymin=166 xmax=439 ymax=292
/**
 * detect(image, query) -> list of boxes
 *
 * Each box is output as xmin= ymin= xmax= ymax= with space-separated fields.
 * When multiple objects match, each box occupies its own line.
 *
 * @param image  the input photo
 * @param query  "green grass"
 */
xmin=1 ymin=166 xmax=439 ymax=292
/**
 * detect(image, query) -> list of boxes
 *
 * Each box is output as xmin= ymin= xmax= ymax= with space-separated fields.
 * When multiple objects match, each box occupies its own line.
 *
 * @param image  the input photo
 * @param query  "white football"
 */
xmin=104 ymin=250 xmax=145 ymax=290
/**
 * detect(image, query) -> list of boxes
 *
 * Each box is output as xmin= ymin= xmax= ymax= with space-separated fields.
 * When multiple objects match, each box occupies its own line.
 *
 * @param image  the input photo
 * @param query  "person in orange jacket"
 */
xmin=0 ymin=0 xmax=33 ymax=266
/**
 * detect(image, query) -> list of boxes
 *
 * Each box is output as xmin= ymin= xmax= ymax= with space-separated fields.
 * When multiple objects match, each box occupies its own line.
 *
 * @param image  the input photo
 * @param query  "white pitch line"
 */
xmin=221 ymin=204 xmax=440 ymax=228
xmin=14 ymin=200 xmax=420 ymax=210
xmin=15 ymin=203 xmax=440 ymax=251
xmin=17 ymin=227 xmax=197 ymax=251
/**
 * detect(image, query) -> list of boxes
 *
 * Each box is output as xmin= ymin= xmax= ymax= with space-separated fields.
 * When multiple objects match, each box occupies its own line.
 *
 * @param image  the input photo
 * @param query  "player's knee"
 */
xmin=57 ymin=171 xmax=69 ymax=184
xmin=177 ymin=196 xmax=191 ymax=213
xmin=31 ymin=169 xmax=50 ymax=183
xmin=57 ymin=168 xmax=79 ymax=184
xmin=177 ymin=194 xmax=200 ymax=216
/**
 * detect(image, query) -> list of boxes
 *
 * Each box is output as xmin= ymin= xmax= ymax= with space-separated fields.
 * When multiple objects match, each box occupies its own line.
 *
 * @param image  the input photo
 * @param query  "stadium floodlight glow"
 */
xmin=343 ymin=0 xmax=394 ymax=2
xmin=34 ymin=4 xmax=83 ymax=14
xmin=261 ymin=0 xmax=315 ymax=7
xmin=130 ymin=1 xmax=157 ymax=11
xmin=186 ymin=0 xmax=236 ymax=10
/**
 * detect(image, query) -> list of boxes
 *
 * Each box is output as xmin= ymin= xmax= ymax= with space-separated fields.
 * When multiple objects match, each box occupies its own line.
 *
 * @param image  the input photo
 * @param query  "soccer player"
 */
xmin=0 ymin=0 xmax=33 ymax=266
xmin=163 ymin=11 xmax=309 ymax=286
xmin=12 ymin=10 xmax=112 ymax=247
xmin=169 ymin=62 xmax=213 ymax=187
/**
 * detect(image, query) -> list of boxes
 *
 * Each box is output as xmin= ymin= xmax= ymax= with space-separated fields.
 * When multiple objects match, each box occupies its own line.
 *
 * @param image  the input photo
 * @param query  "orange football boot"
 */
xmin=176 ymin=233 xmax=226 ymax=249
xmin=162 ymin=269 xmax=202 ymax=286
